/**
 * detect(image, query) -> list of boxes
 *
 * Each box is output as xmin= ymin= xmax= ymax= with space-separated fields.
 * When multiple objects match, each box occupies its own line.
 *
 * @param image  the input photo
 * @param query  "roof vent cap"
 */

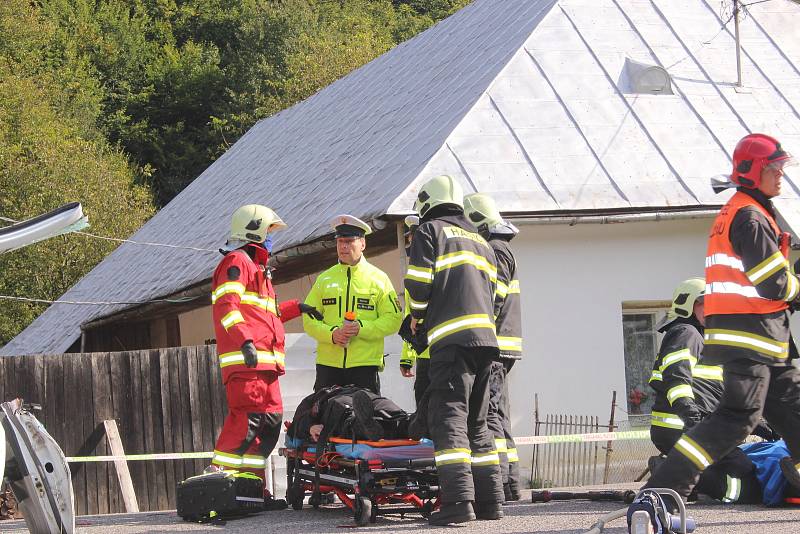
xmin=619 ymin=57 xmax=673 ymax=95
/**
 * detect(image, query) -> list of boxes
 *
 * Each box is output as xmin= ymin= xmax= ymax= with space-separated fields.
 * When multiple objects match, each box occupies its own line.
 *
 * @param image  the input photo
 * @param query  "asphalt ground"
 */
xmin=5 ymin=487 xmax=800 ymax=533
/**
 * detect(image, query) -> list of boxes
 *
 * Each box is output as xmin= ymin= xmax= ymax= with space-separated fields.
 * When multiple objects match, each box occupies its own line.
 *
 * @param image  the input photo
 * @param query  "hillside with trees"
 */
xmin=0 ymin=0 xmax=471 ymax=346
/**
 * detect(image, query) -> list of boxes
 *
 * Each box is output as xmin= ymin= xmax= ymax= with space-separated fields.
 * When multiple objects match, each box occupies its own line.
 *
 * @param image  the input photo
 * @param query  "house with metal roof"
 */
xmin=5 ymin=0 xmax=800 ymax=437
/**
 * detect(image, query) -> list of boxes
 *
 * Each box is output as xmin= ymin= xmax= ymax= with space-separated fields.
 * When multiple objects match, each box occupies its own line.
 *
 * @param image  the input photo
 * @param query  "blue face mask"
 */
xmin=263 ymin=235 xmax=273 ymax=253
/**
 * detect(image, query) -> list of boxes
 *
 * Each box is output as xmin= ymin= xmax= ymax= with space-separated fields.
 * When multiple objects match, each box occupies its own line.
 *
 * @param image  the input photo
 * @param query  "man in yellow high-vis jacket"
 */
xmin=304 ymin=215 xmax=403 ymax=394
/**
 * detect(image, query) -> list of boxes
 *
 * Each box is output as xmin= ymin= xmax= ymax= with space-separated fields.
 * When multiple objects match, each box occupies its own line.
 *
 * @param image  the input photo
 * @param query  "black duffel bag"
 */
xmin=176 ymin=470 xmax=263 ymax=522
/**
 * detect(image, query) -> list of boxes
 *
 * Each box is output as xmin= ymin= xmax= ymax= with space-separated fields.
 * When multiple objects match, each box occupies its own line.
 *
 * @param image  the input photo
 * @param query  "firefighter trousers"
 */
xmin=428 ymin=345 xmax=503 ymax=504
xmin=212 ymin=373 xmax=283 ymax=479
xmin=487 ymin=360 xmax=520 ymax=492
xmin=414 ymin=358 xmax=430 ymax=408
xmin=650 ymin=425 xmax=761 ymax=503
xmin=646 ymin=359 xmax=800 ymax=498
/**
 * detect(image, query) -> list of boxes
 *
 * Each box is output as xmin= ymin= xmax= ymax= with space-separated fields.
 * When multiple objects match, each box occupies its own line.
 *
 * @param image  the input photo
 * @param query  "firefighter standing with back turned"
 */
xmin=637 ymin=133 xmax=800 ymax=519
xmin=463 ymin=193 xmax=523 ymax=502
xmin=405 ymin=175 xmax=504 ymax=525
xmin=209 ymin=205 xmax=323 ymax=509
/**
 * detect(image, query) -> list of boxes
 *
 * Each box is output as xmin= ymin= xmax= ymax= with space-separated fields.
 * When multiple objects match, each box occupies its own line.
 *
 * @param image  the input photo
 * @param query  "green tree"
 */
xmin=35 ymin=0 xmax=472 ymax=204
xmin=0 ymin=1 xmax=154 ymax=346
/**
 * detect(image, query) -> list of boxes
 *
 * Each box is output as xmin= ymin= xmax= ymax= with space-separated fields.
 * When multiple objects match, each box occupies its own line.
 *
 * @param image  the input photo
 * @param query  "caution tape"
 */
xmin=66 ymin=452 xmax=214 ymax=463
xmin=66 ymin=431 xmax=651 ymax=462
xmin=514 ymin=430 xmax=650 ymax=446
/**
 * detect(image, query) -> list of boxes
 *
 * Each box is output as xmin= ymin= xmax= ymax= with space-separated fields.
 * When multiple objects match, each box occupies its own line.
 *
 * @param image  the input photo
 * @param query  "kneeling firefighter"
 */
xmin=649 ymin=277 xmax=761 ymax=504
xmin=209 ymin=204 xmax=322 ymax=509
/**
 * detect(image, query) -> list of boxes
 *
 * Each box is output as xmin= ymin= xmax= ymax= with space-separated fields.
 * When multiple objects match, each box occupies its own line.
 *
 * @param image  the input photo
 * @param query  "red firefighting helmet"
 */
xmin=731 ymin=133 xmax=794 ymax=189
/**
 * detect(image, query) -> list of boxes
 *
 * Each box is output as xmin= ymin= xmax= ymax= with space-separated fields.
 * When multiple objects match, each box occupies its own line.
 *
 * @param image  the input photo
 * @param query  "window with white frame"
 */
xmin=621 ymin=302 xmax=670 ymax=417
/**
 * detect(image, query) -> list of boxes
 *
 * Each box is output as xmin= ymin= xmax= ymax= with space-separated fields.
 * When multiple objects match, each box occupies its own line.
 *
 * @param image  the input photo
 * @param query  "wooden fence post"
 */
xmin=103 ymin=420 xmax=139 ymax=513
xmin=602 ymin=390 xmax=617 ymax=484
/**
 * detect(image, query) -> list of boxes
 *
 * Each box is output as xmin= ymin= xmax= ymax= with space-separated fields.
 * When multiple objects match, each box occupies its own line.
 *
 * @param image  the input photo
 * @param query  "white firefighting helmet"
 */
xmin=413 ymin=175 xmax=463 ymax=218
xmin=228 ymin=204 xmax=286 ymax=246
xmin=463 ymin=193 xmax=519 ymax=237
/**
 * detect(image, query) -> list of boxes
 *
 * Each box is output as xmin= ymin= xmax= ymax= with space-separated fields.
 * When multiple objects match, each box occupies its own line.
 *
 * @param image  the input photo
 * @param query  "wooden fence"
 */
xmin=0 ymin=345 xmax=226 ymax=515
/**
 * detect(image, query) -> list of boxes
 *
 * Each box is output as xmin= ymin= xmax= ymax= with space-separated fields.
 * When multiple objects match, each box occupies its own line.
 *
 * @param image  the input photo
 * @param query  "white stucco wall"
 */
xmin=508 ymin=217 xmax=713 ymax=442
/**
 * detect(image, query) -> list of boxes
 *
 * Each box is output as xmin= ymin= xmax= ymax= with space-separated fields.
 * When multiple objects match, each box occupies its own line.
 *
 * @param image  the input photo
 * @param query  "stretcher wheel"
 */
xmin=354 ymin=496 xmax=372 ymax=526
xmin=308 ymin=492 xmax=322 ymax=509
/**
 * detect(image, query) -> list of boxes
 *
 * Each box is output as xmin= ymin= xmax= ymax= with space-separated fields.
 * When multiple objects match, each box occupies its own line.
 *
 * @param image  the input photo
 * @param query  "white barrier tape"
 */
xmin=66 ymin=451 xmax=280 ymax=463
xmin=514 ymin=430 xmax=649 ymax=446
xmin=66 ymin=431 xmax=650 ymax=462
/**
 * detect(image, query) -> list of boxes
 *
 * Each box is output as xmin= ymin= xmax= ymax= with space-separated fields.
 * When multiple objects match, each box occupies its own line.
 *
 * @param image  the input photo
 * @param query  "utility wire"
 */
xmin=0 ymin=215 xmax=216 ymax=253
xmin=72 ymin=231 xmax=217 ymax=253
xmin=664 ymin=8 xmax=736 ymax=71
xmin=0 ymin=295 xmax=204 ymax=306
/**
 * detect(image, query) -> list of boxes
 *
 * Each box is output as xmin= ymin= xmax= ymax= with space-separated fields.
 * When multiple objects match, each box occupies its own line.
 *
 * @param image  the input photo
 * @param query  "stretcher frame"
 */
xmin=280 ymin=440 xmax=439 ymax=525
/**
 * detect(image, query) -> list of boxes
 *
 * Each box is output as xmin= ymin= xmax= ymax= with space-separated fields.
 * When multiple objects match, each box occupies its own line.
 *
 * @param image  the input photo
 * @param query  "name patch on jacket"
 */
xmin=322 ymin=298 xmax=337 ymax=306
xmin=356 ymin=297 xmax=375 ymax=311
xmin=443 ymin=226 xmax=488 ymax=246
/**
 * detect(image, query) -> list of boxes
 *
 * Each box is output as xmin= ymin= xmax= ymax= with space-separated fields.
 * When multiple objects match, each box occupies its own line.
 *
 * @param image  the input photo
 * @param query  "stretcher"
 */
xmin=280 ymin=436 xmax=439 ymax=525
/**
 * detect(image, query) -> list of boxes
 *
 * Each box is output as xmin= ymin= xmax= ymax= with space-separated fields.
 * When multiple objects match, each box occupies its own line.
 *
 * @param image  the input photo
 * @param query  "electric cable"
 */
xmin=1 ymin=215 xmax=216 ymax=253
xmin=0 ymin=295 xmax=204 ymax=306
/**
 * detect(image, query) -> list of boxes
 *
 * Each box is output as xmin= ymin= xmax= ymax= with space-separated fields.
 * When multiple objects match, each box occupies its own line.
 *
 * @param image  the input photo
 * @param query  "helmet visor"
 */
xmin=765 ymin=153 xmax=797 ymax=172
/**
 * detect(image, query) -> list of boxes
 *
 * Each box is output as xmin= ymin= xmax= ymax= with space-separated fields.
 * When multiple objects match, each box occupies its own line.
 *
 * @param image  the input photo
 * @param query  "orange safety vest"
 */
xmin=705 ymin=191 xmax=788 ymax=317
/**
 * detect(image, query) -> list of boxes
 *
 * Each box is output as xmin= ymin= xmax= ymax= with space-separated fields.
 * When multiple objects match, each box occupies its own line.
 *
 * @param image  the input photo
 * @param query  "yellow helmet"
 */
xmin=669 ymin=277 xmax=705 ymax=320
xmin=229 ymin=204 xmax=286 ymax=244
xmin=463 ymin=193 xmax=518 ymax=236
xmin=413 ymin=175 xmax=463 ymax=218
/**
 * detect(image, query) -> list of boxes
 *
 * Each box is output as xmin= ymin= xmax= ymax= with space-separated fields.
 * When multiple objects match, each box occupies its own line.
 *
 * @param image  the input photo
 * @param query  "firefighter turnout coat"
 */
xmin=405 ymin=215 xmax=499 ymax=352
xmin=704 ymin=189 xmax=800 ymax=365
xmin=649 ymin=319 xmax=723 ymax=432
xmin=400 ymin=289 xmax=430 ymax=367
xmin=212 ymin=247 xmax=301 ymax=384
xmin=490 ymin=237 xmax=522 ymax=360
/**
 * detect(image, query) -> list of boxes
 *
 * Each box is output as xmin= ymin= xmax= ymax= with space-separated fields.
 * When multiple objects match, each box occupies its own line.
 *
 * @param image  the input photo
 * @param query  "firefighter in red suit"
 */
xmin=208 ymin=204 xmax=323 ymax=509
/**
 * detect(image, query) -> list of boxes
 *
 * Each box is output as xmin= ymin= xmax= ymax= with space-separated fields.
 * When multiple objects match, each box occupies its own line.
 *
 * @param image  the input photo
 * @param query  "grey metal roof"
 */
xmin=389 ymin=0 xmax=800 ymax=213
xmin=6 ymin=0 xmax=800 ymax=355
xmin=2 ymin=0 xmax=557 ymax=355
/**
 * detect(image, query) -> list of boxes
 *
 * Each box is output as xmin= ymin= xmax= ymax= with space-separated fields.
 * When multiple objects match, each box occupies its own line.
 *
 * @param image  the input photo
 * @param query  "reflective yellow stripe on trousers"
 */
xmin=471 ymin=450 xmax=500 ymax=466
xmin=435 ymin=448 xmax=471 ymax=466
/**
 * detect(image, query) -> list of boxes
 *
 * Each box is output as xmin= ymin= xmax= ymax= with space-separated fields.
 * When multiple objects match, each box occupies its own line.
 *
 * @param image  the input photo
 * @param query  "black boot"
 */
xmin=264 ymin=497 xmax=288 ymax=511
xmin=781 ymin=457 xmax=800 ymax=491
xmin=352 ymin=390 xmax=383 ymax=441
xmin=429 ymin=501 xmax=476 ymax=525
xmin=503 ymin=483 xmax=520 ymax=502
xmin=474 ymin=501 xmax=504 ymax=520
